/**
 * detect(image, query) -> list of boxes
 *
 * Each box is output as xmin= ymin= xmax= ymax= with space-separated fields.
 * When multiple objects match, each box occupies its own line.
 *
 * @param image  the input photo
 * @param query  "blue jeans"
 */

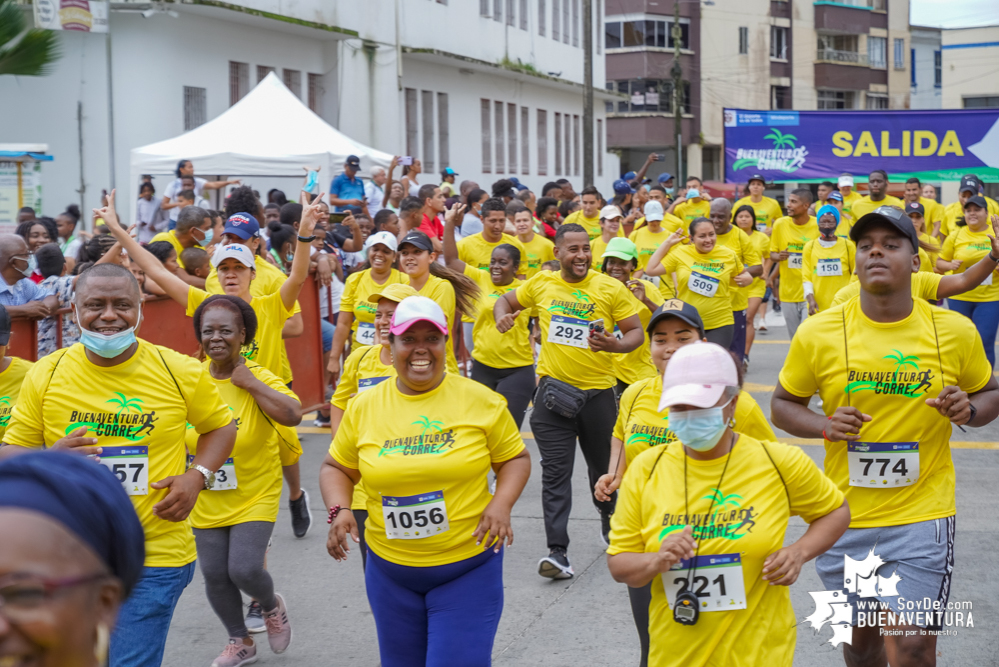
xmin=109 ymin=561 xmax=196 ymax=667
xmin=947 ymin=298 xmax=999 ymax=368
xmin=366 ymin=548 xmax=504 ymax=667
xmin=321 ymin=318 xmax=335 ymax=353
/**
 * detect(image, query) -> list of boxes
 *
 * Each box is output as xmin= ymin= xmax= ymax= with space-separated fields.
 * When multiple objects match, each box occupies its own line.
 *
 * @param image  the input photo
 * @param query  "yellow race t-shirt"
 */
xmin=591 ymin=236 xmax=615 ymax=267
xmin=564 ymin=210 xmax=617 ymax=239
xmin=939 ymin=226 xmax=999 ymax=302
xmin=715 ymin=225 xmax=762 ymax=312
xmin=608 ymin=437 xmax=844 ymax=667
xmin=744 ymin=230 xmax=771 ymax=299
xmin=0 ymin=357 xmax=33 ymax=441
xmin=778 ymin=298 xmax=992 ymax=528
xmin=940 ymin=197 xmax=999 ymax=237
xmin=769 ymin=216 xmax=819 ymax=303
xmin=149 ymin=231 xmax=189 ymax=269
xmin=187 ymin=288 xmax=294 ymax=383
xmin=673 ymin=199 xmax=711 ymax=225
xmin=413 ymin=275 xmax=460 ymax=375
xmin=186 ymin=361 xmax=298 ymax=529
xmin=850 ymin=195 xmax=904 ymax=223
xmin=340 ymin=268 xmax=408 ymax=346
xmin=917 ymin=197 xmax=945 ymax=235
xmin=733 ymin=196 xmax=782 ymax=232
xmin=630 ymin=225 xmax=671 ymax=273
xmin=840 ymin=190 xmax=864 ymax=222
xmin=514 ymin=270 xmax=640 ymax=390
xmin=463 ymin=266 xmax=533 ymax=369
xmin=614 ymin=377 xmax=775 ymax=465
xmin=801 ymin=237 xmax=856 ymax=312
xmin=919 ymin=232 xmax=941 ymax=271
xmin=660 ymin=245 xmax=744 ymax=330
xmin=832 ymin=271 xmax=942 ymax=307
xmin=610 ymin=285 xmax=663 ymax=386
xmin=457 ymin=233 xmax=527 ymax=276
xmin=329 ymin=373 xmax=525 ymax=567
xmin=517 ymin=233 xmax=555 ymax=278
xmin=4 ymin=342 xmax=233 ymax=567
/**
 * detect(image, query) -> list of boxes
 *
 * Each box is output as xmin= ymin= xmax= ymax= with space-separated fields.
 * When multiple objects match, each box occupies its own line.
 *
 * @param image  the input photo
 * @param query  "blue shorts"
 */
xmin=815 ymin=516 xmax=955 ymax=629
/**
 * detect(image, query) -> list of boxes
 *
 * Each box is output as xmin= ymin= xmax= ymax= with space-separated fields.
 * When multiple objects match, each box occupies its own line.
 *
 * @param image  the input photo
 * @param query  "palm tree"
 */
xmin=412 ymin=416 xmax=444 ymax=437
xmin=764 ymin=128 xmax=797 ymax=150
xmin=571 ymin=290 xmax=591 ymax=303
xmin=702 ymin=488 xmax=743 ymax=508
xmin=883 ymin=350 xmax=919 ymax=381
xmin=106 ymin=393 xmax=144 ymax=415
xmin=0 ymin=0 xmax=61 ymax=77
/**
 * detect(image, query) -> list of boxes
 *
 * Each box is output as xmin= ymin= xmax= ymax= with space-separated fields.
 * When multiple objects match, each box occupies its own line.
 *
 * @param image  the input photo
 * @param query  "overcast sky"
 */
xmin=910 ymin=0 xmax=999 ymax=28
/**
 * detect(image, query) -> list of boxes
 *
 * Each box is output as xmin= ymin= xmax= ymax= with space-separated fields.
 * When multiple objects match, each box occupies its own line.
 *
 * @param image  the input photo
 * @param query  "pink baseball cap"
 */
xmin=389 ymin=296 xmax=449 ymax=336
xmin=659 ymin=342 xmax=738 ymax=411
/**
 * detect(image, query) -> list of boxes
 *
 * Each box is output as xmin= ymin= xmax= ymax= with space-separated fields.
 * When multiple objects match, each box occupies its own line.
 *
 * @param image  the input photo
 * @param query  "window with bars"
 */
xmin=539 ymin=0 xmax=545 ymax=35
xmin=596 ymin=0 xmax=602 ymax=53
xmin=868 ymin=36 xmax=887 ymax=69
xmin=816 ymin=89 xmax=855 ymax=110
xmin=480 ymin=0 xmax=490 ymax=16
xmin=865 ymin=93 xmax=889 ymax=110
xmin=228 ymin=61 xmax=249 ymax=106
xmin=893 ymin=38 xmax=905 ymax=70
xmin=520 ymin=0 xmax=527 ymax=29
xmin=607 ymin=79 xmax=690 ymax=113
xmin=572 ymin=0 xmax=578 ymax=47
xmin=562 ymin=0 xmax=570 ymax=44
xmin=934 ymin=50 xmax=941 ymax=87
xmin=770 ymin=85 xmax=791 ymax=110
xmin=438 ymin=93 xmax=450 ymax=170
xmin=422 ymin=91 xmax=435 ymax=172
xmin=283 ymin=69 xmax=302 ymax=98
xmin=494 ymin=0 xmax=502 ymax=21
xmin=507 ymin=0 xmax=514 ymax=26
xmin=770 ymin=26 xmax=788 ymax=60
xmin=604 ymin=19 xmax=690 ymax=49
xmin=481 ymin=99 xmax=492 ymax=173
xmin=538 ymin=110 xmax=548 ymax=176
xmin=521 ymin=106 xmax=530 ymax=174
xmin=183 ymin=86 xmax=206 ymax=131
xmin=554 ymin=112 xmax=562 ymax=174
xmin=508 ymin=103 xmax=518 ymax=173
xmin=564 ymin=114 xmax=571 ymax=176
xmin=739 ymin=27 xmax=748 ymax=54
xmin=257 ymin=65 xmax=275 ymax=82
xmin=552 ymin=0 xmax=560 ymax=41
xmin=573 ymin=114 xmax=580 ymax=176
xmin=597 ymin=118 xmax=603 ymax=177
xmin=495 ymin=101 xmax=505 ymax=173
xmin=405 ymin=88 xmax=418 ymax=158
xmin=308 ymin=74 xmax=322 ymax=113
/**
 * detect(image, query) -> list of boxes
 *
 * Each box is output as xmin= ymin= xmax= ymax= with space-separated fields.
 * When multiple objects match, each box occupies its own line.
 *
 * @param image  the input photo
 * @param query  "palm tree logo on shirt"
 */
xmin=703 ymin=488 xmax=743 ymax=508
xmin=413 ymin=416 xmax=444 ymax=438
xmin=571 ymin=290 xmax=590 ymax=303
xmin=107 ymin=393 xmax=144 ymax=415
xmin=884 ymin=350 xmax=919 ymax=381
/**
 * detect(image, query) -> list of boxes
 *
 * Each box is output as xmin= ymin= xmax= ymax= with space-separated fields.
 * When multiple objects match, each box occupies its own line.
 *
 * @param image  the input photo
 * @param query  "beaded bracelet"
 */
xmin=327 ymin=505 xmax=352 ymax=524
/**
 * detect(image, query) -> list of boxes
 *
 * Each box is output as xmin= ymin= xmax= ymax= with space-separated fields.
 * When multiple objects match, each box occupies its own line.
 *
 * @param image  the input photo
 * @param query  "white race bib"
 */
xmin=983 ymin=272 xmax=994 ymax=287
xmin=662 ymin=553 xmax=747 ymax=613
xmin=756 ymin=222 xmax=768 ymax=232
xmin=817 ymin=258 xmax=843 ymax=277
xmin=787 ymin=253 xmax=803 ymax=270
xmin=689 ymin=272 xmax=720 ymax=298
xmin=847 ymin=442 xmax=919 ymax=488
xmin=382 ymin=491 xmax=450 ymax=539
xmin=547 ymin=315 xmax=589 ymax=348
xmin=100 ymin=446 xmax=149 ymax=496
xmin=187 ymin=455 xmax=238 ymax=491
xmin=356 ymin=322 xmax=376 ymax=346
xmin=358 ymin=376 xmax=390 ymax=392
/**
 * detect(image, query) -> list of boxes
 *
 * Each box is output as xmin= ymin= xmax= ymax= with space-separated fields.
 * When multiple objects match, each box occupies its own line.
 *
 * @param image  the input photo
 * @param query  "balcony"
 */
xmin=816 ymin=48 xmax=869 ymax=66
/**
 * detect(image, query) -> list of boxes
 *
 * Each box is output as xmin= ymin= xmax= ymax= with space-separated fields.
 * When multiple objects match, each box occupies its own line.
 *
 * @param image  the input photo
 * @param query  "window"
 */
xmin=605 ymin=21 xmax=621 ymax=48
xmin=495 ymin=101 xmax=505 ymax=172
xmin=228 ymin=61 xmax=249 ymax=106
xmin=257 ymin=65 xmax=275 ymax=83
xmin=520 ymin=0 xmax=527 ymax=29
xmin=480 ymin=0 xmax=490 ymax=16
xmin=494 ymin=0 xmax=502 ymax=22
xmin=934 ymin=50 xmax=942 ymax=88
xmin=865 ymin=93 xmax=889 ymax=110
xmin=438 ymin=93 xmax=450 ymax=170
xmin=770 ymin=85 xmax=791 ymax=110
xmin=405 ymin=88 xmax=418 ymax=157
xmin=508 ymin=103 xmax=518 ymax=173
xmin=572 ymin=0 xmax=579 ymax=47
xmin=521 ymin=106 xmax=530 ymax=174
xmin=308 ymin=73 xmax=322 ymax=113
xmin=910 ymin=48 xmax=916 ymax=86
xmin=770 ymin=26 xmax=788 ymax=60
xmin=607 ymin=79 xmax=689 ymax=114
xmin=564 ymin=113 xmax=571 ymax=176
xmin=596 ymin=0 xmax=602 ymax=54
xmin=702 ymin=147 xmax=720 ymax=182
xmin=868 ymin=36 xmax=886 ymax=69
xmin=562 ymin=0 xmax=570 ymax=44
xmin=964 ymin=96 xmax=999 ymax=109
xmin=553 ymin=0 xmax=560 ymax=40
xmin=597 ymin=118 xmax=603 ymax=177
xmin=894 ymin=38 xmax=905 ymax=70
xmin=507 ymin=0 xmax=514 ymax=26
xmin=573 ymin=114 xmax=580 ymax=176
xmin=422 ymin=91 xmax=435 ymax=172
xmin=606 ymin=20 xmax=690 ymax=49
xmin=739 ymin=27 xmax=748 ymax=55
xmin=539 ymin=0 xmax=545 ymax=35
xmin=283 ymin=69 xmax=301 ymax=98
xmin=183 ymin=86 xmax=206 ymax=131
xmin=817 ymin=89 xmax=855 ymax=110
xmin=481 ymin=99 xmax=492 ymax=173
xmin=554 ymin=112 xmax=562 ymax=174
xmin=538 ymin=110 xmax=548 ymax=175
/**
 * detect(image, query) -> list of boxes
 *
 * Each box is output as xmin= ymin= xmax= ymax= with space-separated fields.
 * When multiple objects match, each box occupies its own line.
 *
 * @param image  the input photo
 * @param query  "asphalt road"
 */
xmin=164 ymin=310 xmax=999 ymax=667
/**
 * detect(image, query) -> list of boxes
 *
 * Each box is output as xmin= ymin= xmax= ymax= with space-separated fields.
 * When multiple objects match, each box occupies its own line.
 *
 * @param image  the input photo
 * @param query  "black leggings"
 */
xmin=470 ymin=361 xmax=535 ymax=430
xmin=628 ymin=583 xmax=652 ymax=667
xmin=355 ymin=509 xmax=369 ymax=571
xmin=705 ymin=325 xmax=734 ymax=349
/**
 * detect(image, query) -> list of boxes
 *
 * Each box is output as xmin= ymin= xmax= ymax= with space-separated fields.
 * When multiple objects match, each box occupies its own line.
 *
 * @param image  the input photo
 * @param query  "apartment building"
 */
xmin=606 ymin=0 xmax=911 ymax=181
xmin=2 ymin=0 xmax=619 ymax=216
xmin=909 ymin=26 xmax=941 ymax=109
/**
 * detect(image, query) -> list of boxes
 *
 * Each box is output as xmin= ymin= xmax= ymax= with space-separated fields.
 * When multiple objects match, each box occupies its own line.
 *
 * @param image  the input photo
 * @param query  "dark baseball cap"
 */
xmin=0 ymin=303 xmax=10 ymax=346
xmin=657 ymin=172 xmax=674 ymax=184
xmin=509 ymin=177 xmax=529 ymax=192
xmin=613 ymin=179 xmax=636 ymax=195
xmin=905 ymin=201 xmax=925 ymax=217
xmin=827 ymin=191 xmax=843 ymax=202
xmin=747 ymin=174 xmax=767 ymax=185
xmin=399 ymin=230 xmax=434 ymax=252
xmin=345 ymin=155 xmax=361 ymax=168
xmin=959 ymin=178 xmax=978 ymax=195
xmin=646 ymin=299 xmax=705 ymax=337
xmin=224 ymin=213 xmax=260 ymax=240
xmin=964 ymin=195 xmax=988 ymax=210
xmin=850 ymin=206 xmax=919 ymax=253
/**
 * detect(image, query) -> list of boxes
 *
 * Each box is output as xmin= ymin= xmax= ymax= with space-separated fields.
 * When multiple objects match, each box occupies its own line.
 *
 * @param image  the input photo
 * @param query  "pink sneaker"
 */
xmin=211 ymin=638 xmax=257 ymax=667
xmin=264 ymin=593 xmax=292 ymax=654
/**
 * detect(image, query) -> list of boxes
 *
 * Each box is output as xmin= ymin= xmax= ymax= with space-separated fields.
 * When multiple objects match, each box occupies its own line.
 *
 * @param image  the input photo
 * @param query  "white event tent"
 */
xmin=129 ymin=72 xmax=391 ymax=222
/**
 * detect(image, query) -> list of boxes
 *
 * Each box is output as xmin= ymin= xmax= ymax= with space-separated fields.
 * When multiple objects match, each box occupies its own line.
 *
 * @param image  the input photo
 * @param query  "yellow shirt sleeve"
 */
xmin=610 ymin=279 xmax=643 ymax=324
xmin=331 ymin=346 xmax=366 ymax=411
xmin=771 ymin=442 xmax=845 ymax=522
xmin=340 ymin=272 xmax=359 ymax=315
xmin=486 ymin=401 xmax=527 ymax=463
xmin=801 ymin=240 xmax=816 ymax=282
xmin=1 ymin=353 xmax=58 ymax=447
xmin=777 ymin=331 xmax=819 ymax=398
xmin=735 ymin=391 xmax=776 ymax=442
xmin=513 ymin=273 xmax=540 ymax=311
xmin=939 ymin=234 xmax=956 ymax=262
xmin=607 ymin=447 xmax=663 ymax=555
xmin=185 ymin=286 xmax=210 ymax=316
xmin=613 ymin=382 xmax=641 ymax=442
xmin=742 ymin=233 xmax=762 ymax=267
xmin=171 ymin=354 xmax=235 ymax=435
xmin=958 ymin=324 xmax=993 ymax=395
xmin=329 ymin=401 xmax=361 ymax=469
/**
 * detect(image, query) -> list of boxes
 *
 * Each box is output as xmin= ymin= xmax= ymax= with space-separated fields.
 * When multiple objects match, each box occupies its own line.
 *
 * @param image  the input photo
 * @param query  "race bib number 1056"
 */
xmin=382 ymin=491 xmax=450 ymax=540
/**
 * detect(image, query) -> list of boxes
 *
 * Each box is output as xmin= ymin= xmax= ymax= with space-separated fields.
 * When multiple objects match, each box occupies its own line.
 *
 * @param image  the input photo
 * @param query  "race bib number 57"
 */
xmin=100 ymin=446 xmax=149 ymax=496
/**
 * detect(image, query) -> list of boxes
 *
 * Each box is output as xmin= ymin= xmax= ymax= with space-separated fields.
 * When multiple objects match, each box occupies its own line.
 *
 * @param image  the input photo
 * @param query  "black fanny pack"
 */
xmin=540 ymin=377 xmax=588 ymax=419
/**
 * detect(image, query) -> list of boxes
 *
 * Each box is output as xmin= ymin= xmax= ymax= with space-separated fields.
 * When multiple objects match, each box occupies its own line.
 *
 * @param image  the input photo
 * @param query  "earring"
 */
xmin=728 ymin=417 xmax=736 ymax=428
xmin=94 ymin=622 xmax=110 ymax=665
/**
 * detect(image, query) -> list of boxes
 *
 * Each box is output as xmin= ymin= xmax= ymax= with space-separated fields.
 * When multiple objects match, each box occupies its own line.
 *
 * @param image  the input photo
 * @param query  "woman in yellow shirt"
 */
xmin=802 ymin=205 xmax=856 ymax=314
xmin=733 ymin=205 xmax=771 ymax=358
xmin=937 ymin=199 xmax=999 ymax=368
xmin=646 ymin=219 xmax=751 ymax=348
xmin=321 ymin=297 xmax=531 ymax=667
xmin=328 ymin=230 xmax=407 ymax=381
xmin=188 ymin=295 xmax=301 ymax=663
xmin=607 ymin=342 xmax=849 ymax=667
xmin=594 ymin=300 xmax=775 ymax=667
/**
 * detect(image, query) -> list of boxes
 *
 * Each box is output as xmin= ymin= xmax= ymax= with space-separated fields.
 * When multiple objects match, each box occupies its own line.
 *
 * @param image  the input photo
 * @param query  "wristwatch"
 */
xmin=190 ymin=463 xmax=215 ymax=490
xmin=966 ymin=403 xmax=977 ymax=426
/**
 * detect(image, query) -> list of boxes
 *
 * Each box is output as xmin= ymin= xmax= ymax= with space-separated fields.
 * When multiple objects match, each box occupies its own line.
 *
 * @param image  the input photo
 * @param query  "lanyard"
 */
xmin=682 ymin=435 xmax=734 ymax=588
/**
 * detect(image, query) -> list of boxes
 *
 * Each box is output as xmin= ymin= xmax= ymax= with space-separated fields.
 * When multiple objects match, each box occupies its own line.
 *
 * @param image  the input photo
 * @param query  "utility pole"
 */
xmin=671 ymin=0 xmax=683 ymax=188
xmin=583 ymin=0 xmax=594 ymax=187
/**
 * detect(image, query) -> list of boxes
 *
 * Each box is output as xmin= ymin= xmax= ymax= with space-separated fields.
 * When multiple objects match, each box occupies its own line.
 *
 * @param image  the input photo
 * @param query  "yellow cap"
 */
xmin=368 ymin=283 xmax=419 ymax=304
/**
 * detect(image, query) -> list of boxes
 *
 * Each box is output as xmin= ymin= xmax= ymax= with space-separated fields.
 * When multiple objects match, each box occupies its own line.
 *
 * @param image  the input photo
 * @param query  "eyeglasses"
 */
xmin=0 ymin=572 xmax=107 ymax=622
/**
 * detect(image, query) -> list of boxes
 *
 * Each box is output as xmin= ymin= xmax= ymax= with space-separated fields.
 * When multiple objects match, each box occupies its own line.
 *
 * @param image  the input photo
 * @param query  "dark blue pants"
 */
xmin=109 ymin=562 xmax=196 ymax=667
xmin=729 ymin=309 xmax=747 ymax=361
xmin=948 ymin=298 xmax=999 ymax=368
xmin=366 ymin=548 xmax=504 ymax=667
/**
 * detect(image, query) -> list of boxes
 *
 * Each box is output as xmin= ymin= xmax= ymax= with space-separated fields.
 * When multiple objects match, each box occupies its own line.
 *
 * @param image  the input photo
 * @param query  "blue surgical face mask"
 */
xmin=198 ymin=229 xmax=214 ymax=247
xmin=665 ymin=187 xmax=674 ymax=196
xmin=11 ymin=255 xmax=31 ymax=278
xmin=79 ymin=322 xmax=139 ymax=358
xmin=669 ymin=398 xmax=733 ymax=452
xmin=285 ymin=252 xmax=294 ymax=262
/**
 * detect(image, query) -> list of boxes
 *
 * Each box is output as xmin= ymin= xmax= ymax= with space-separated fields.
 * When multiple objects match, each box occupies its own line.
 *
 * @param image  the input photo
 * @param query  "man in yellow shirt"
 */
xmin=773 ymin=206 xmax=999 ymax=667
xmin=768 ymin=188 xmax=818 ymax=338
xmin=733 ymin=173 xmax=783 ymax=234
xmin=494 ymin=223 xmax=644 ymax=579
xmin=670 ymin=187 xmax=710 ymax=226
xmin=0 ymin=263 xmax=237 ymax=666
xmin=837 ymin=173 xmax=864 ymax=222
xmin=850 ymin=169 xmax=903 ymax=222
xmin=149 ymin=205 xmax=213 ymax=287
xmin=562 ymin=186 xmax=603 ymax=238
xmin=457 ymin=199 xmax=527 ymax=275
xmin=709 ymin=198 xmax=763 ymax=361
xmin=903 ymin=177 xmax=944 ymax=238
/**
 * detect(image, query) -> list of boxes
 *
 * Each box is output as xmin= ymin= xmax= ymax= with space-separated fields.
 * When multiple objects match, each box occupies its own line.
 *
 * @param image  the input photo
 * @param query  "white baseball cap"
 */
xmin=389 ymin=296 xmax=449 ymax=336
xmin=600 ymin=205 xmax=623 ymax=220
xmin=659 ymin=342 xmax=739 ymax=411
xmin=838 ymin=175 xmax=854 ymax=188
xmin=365 ymin=231 xmax=398 ymax=253
xmin=211 ymin=243 xmax=255 ymax=269
xmin=644 ymin=200 xmax=665 ymax=222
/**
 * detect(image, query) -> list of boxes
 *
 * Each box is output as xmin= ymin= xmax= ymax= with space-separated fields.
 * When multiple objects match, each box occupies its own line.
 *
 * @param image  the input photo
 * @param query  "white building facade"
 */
xmin=1 ymin=0 xmax=619 ymax=220
xmin=909 ymin=26 xmax=941 ymax=110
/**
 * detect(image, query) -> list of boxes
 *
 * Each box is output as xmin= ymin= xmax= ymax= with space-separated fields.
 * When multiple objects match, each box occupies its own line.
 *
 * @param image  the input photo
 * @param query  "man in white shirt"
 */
xmin=364 ymin=166 xmax=387 ymax=212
